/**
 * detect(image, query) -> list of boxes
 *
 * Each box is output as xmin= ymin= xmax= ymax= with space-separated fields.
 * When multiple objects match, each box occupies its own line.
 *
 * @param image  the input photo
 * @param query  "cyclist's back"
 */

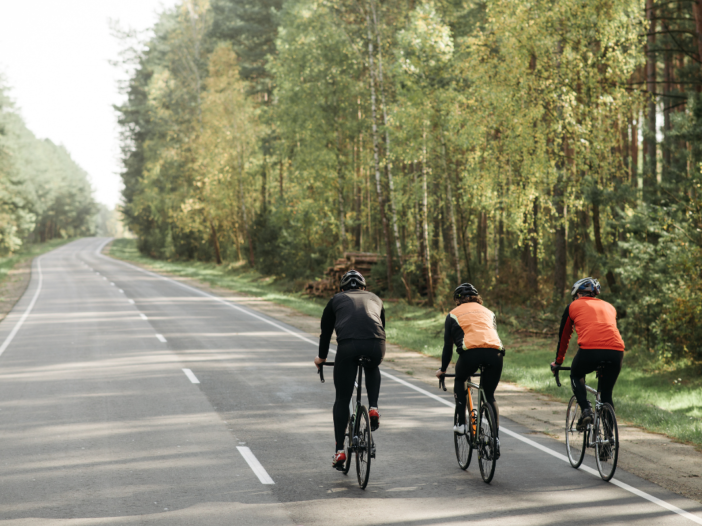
xmin=437 ymin=283 xmax=504 ymax=457
xmin=315 ymin=270 xmax=385 ymax=469
xmin=553 ymin=277 xmax=625 ymax=430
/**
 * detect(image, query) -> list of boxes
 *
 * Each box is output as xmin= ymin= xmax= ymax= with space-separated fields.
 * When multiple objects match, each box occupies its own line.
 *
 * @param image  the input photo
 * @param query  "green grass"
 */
xmin=0 ymin=238 xmax=75 ymax=291
xmin=109 ymin=238 xmax=702 ymax=448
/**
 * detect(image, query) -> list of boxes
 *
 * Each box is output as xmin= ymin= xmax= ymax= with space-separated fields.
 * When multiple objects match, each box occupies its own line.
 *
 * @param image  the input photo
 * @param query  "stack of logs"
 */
xmin=305 ymin=251 xmax=380 ymax=297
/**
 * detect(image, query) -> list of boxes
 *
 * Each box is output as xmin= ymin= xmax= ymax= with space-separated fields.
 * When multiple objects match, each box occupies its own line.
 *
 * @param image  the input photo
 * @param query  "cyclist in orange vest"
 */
xmin=436 ymin=283 xmax=505 ymax=458
xmin=551 ymin=277 xmax=625 ymax=431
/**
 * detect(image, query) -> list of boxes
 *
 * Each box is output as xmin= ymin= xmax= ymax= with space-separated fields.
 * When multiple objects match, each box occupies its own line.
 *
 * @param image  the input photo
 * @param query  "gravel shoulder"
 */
xmin=104 ymin=246 xmax=702 ymax=505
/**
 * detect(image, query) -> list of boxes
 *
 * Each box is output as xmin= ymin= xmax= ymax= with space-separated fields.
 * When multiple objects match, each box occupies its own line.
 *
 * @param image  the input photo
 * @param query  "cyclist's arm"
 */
xmin=318 ymin=298 xmax=336 ymax=360
xmin=380 ymin=305 xmax=385 ymax=329
xmin=441 ymin=315 xmax=458 ymax=372
xmin=555 ymin=305 xmax=573 ymax=365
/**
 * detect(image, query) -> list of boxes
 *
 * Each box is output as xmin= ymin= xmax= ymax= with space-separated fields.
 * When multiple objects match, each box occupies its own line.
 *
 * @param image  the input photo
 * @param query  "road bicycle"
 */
xmin=552 ymin=364 xmax=619 ymax=481
xmin=318 ymin=357 xmax=375 ymax=489
xmin=439 ymin=367 xmax=498 ymax=483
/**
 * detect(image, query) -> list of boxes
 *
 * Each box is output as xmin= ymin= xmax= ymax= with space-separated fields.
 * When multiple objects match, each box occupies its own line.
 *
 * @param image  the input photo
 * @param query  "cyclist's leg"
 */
xmin=362 ymin=340 xmax=384 ymax=408
xmin=570 ymin=350 xmax=595 ymax=411
xmin=454 ymin=352 xmax=478 ymax=425
xmin=333 ymin=342 xmax=358 ymax=451
xmin=480 ymin=349 xmax=504 ymax=436
xmin=596 ymin=350 xmax=623 ymax=410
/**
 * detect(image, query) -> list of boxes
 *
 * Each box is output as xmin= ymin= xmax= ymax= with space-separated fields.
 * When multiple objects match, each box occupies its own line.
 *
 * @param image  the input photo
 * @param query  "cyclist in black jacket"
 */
xmin=314 ymin=270 xmax=385 ymax=469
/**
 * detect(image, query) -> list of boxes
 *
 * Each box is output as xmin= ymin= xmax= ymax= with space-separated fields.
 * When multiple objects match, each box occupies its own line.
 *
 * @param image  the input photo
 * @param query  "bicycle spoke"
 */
xmin=595 ymin=403 xmax=619 ymax=481
xmin=477 ymin=404 xmax=497 ymax=483
xmin=355 ymin=406 xmax=372 ymax=489
xmin=565 ymin=396 xmax=586 ymax=468
xmin=454 ymin=405 xmax=472 ymax=470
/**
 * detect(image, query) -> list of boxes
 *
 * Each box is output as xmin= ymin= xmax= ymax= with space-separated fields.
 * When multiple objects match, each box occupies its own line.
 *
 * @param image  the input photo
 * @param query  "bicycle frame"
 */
xmin=440 ymin=373 xmax=484 ymax=447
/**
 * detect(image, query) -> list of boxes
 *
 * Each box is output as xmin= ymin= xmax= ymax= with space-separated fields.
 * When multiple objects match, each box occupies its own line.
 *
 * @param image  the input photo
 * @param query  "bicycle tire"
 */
xmin=454 ymin=405 xmax=473 ymax=470
xmin=565 ymin=396 xmax=586 ymax=468
xmin=355 ymin=405 xmax=372 ymax=489
xmin=478 ymin=402 xmax=497 ymax=483
xmin=595 ymin=403 xmax=619 ymax=481
xmin=342 ymin=413 xmax=353 ymax=475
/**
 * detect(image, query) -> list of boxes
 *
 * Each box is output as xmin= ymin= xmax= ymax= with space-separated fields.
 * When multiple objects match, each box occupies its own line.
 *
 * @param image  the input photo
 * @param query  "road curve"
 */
xmin=0 ymin=237 xmax=699 ymax=525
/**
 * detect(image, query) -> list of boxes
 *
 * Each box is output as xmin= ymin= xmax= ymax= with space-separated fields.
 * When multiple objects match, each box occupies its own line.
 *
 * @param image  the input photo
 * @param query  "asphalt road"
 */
xmin=0 ymin=237 xmax=700 ymax=525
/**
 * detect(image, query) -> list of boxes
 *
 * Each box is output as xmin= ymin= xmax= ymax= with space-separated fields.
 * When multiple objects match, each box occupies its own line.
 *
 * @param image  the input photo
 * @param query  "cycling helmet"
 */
xmin=570 ymin=277 xmax=601 ymax=299
xmin=339 ymin=270 xmax=366 ymax=291
xmin=453 ymin=283 xmax=479 ymax=301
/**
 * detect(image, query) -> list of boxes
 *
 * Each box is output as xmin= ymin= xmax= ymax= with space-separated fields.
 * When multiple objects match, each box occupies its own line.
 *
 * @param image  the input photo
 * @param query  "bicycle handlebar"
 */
xmin=317 ymin=361 xmax=335 ymax=383
xmin=551 ymin=365 xmax=571 ymax=387
xmin=438 ymin=373 xmax=455 ymax=391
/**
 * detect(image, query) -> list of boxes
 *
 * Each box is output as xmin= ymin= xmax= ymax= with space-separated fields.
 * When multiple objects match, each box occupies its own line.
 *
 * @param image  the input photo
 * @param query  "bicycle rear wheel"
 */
xmin=454 ymin=404 xmax=472 ymax=470
xmin=478 ymin=403 xmax=497 ymax=483
xmin=565 ymin=396 xmax=586 ymax=468
xmin=595 ymin=403 xmax=619 ymax=481
xmin=355 ymin=406 xmax=372 ymax=489
xmin=342 ymin=414 xmax=353 ymax=475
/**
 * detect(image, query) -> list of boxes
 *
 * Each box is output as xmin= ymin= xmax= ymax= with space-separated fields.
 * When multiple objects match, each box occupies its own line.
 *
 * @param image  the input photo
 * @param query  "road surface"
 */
xmin=0 ymin=238 xmax=700 ymax=525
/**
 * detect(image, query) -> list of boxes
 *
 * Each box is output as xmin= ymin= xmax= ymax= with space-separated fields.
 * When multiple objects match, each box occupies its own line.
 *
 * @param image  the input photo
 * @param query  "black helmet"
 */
xmin=453 ymin=283 xmax=478 ymax=301
xmin=340 ymin=270 xmax=366 ymax=291
xmin=570 ymin=277 xmax=601 ymax=299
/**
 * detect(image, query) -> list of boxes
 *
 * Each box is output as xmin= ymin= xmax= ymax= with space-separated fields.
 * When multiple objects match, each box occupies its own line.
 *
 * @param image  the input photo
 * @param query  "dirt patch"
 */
xmin=0 ymin=259 xmax=32 ymax=323
xmin=106 ymin=248 xmax=702 ymax=504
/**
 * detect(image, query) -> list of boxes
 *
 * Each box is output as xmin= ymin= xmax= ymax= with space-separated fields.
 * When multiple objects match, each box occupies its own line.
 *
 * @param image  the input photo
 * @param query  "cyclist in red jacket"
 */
xmin=551 ymin=277 xmax=625 ymax=430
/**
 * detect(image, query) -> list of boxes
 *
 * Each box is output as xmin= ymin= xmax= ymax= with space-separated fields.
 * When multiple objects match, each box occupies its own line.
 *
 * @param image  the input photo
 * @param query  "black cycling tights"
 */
xmin=332 ymin=339 xmax=384 ymax=451
xmin=454 ymin=348 xmax=503 ymax=435
xmin=570 ymin=349 xmax=623 ymax=411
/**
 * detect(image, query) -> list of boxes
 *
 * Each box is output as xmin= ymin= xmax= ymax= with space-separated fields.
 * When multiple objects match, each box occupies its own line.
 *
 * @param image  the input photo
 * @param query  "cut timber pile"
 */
xmin=305 ymin=251 xmax=380 ymax=297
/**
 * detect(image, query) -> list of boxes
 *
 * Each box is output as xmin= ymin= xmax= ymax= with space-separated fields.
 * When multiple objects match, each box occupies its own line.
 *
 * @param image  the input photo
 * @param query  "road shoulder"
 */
xmin=104 ymin=245 xmax=702 ymax=505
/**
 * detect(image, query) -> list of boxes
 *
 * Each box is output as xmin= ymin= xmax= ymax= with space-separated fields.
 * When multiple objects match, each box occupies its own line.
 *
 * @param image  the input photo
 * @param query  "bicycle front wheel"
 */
xmin=595 ymin=403 xmax=619 ymax=481
xmin=355 ymin=406 xmax=372 ymax=489
xmin=565 ymin=396 xmax=586 ymax=468
xmin=477 ymin=403 xmax=497 ymax=483
xmin=342 ymin=413 xmax=353 ymax=475
xmin=454 ymin=404 xmax=472 ymax=470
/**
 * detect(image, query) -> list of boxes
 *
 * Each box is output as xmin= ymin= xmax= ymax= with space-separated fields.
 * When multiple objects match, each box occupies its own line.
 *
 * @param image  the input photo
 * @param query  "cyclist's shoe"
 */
xmin=332 ymin=451 xmax=346 ymax=470
xmin=494 ymin=437 xmax=501 ymax=460
xmin=576 ymin=408 xmax=594 ymax=431
xmin=369 ymin=407 xmax=380 ymax=431
xmin=453 ymin=423 xmax=467 ymax=435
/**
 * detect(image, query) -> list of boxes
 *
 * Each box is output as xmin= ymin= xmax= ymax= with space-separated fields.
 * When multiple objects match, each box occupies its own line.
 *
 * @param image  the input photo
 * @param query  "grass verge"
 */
xmin=109 ymin=238 xmax=702 ymax=448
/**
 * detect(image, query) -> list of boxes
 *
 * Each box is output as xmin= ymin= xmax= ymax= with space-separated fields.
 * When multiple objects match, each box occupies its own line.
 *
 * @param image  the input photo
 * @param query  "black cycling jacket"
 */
xmin=318 ymin=290 xmax=385 ymax=359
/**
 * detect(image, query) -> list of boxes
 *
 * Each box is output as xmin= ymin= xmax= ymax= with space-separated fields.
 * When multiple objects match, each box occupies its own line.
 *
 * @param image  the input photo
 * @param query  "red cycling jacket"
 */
xmin=555 ymin=296 xmax=625 ymax=364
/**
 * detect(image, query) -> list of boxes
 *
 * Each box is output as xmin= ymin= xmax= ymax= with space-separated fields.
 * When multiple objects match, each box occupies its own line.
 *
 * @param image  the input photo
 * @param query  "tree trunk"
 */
xmin=240 ymin=169 xmax=255 ymax=267
xmin=522 ymin=198 xmax=539 ymax=291
xmin=365 ymin=5 xmax=393 ymax=293
xmin=422 ymin=128 xmax=433 ymax=305
xmin=630 ymin=111 xmax=638 ymax=183
xmin=441 ymin=139 xmax=461 ymax=282
xmin=663 ymin=46 xmax=672 ymax=179
xmin=261 ymin=156 xmax=268 ymax=215
xmin=592 ymin=203 xmax=616 ymax=290
xmin=209 ymin=218 xmax=222 ymax=265
xmin=692 ymin=0 xmax=702 ymax=61
xmin=645 ymin=0 xmax=657 ymax=185
xmin=337 ymin=134 xmax=346 ymax=251
xmin=554 ymin=166 xmax=567 ymax=299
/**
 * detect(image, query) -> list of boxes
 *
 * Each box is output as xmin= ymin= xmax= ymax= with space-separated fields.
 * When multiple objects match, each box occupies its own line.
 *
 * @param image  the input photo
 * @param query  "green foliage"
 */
xmin=0 ymin=79 xmax=96 ymax=255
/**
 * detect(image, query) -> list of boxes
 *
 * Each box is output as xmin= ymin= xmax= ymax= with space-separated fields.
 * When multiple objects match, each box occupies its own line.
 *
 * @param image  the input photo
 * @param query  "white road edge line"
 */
xmin=236 ymin=446 xmax=275 ymax=484
xmin=182 ymin=368 xmax=200 ymax=384
xmin=98 ymin=238 xmax=702 ymax=523
xmin=139 ymin=313 xmax=147 ymax=320
xmin=0 ymin=258 xmax=43 ymax=357
xmin=155 ymin=334 xmax=167 ymax=343
xmin=128 ymin=299 xmax=135 ymax=304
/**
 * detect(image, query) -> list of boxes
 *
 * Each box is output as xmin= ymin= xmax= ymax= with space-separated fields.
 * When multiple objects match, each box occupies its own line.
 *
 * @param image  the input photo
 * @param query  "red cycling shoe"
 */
xmin=369 ymin=407 xmax=380 ymax=431
xmin=332 ymin=451 xmax=346 ymax=469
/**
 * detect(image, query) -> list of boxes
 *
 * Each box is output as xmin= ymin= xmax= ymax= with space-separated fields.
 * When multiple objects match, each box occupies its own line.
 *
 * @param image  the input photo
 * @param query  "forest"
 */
xmin=116 ymin=0 xmax=702 ymax=362
xmin=0 ymin=79 xmax=97 ymax=251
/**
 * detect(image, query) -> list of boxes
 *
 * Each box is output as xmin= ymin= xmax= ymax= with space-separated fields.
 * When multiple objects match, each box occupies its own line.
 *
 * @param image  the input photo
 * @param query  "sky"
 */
xmin=0 ymin=0 xmax=180 ymax=208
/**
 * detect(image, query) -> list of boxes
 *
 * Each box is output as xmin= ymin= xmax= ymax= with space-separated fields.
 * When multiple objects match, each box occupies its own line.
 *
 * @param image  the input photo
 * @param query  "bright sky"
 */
xmin=0 ymin=0 xmax=180 ymax=209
